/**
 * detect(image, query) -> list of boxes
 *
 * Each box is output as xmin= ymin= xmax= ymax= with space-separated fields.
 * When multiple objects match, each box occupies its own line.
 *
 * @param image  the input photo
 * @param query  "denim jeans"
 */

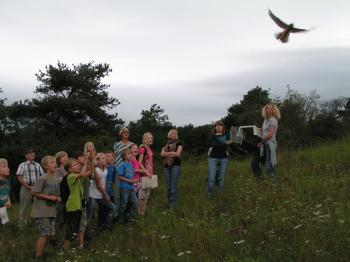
xmin=264 ymin=145 xmax=276 ymax=178
xmin=164 ymin=165 xmax=181 ymax=204
xmin=118 ymin=189 xmax=138 ymax=221
xmin=208 ymin=157 xmax=228 ymax=194
xmin=87 ymin=197 xmax=96 ymax=221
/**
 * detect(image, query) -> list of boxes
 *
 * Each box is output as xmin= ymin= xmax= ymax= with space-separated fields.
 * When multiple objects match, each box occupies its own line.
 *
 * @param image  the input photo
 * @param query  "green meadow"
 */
xmin=1 ymin=139 xmax=350 ymax=261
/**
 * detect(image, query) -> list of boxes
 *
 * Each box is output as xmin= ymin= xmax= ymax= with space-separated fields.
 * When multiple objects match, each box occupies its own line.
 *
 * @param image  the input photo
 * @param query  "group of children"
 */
xmin=0 ymin=130 xmax=156 ymax=259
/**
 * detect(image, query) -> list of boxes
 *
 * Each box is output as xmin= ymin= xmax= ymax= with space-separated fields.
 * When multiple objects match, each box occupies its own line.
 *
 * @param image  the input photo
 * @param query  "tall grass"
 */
xmin=1 ymin=138 xmax=350 ymax=261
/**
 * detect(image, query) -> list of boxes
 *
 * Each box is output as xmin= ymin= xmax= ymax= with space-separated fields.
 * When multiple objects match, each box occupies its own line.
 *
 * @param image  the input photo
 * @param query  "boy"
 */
xmin=0 ymin=158 xmax=11 ymax=226
xmin=16 ymin=149 xmax=44 ymax=228
xmin=117 ymin=149 xmax=139 ymax=223
xmin=31 ymin=156 xmax=61 ymax=258
xmin=105 ymin=150 xmax=118 ymax=220
xmin=64 ymin=158 xmax=89 ymax=250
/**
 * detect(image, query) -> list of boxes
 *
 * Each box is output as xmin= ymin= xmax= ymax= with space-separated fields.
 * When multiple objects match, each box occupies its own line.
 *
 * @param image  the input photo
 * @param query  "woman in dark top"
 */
xmin=160 ymin=129 xmax=183 ymax=208
xmin=207 ymin=120 xmax=232 ymax=195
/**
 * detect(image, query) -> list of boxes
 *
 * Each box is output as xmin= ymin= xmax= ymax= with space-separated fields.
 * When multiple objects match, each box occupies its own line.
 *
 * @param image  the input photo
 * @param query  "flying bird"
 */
xmin=268 ymin=9 xmax=310 ymax=43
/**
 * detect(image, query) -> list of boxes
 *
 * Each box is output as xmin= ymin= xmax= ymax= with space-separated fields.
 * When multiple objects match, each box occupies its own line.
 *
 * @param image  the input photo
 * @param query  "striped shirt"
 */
xmin=16 ymin=161 xmax=44 ymax=186
xmin=113 ymin=141 xmax=133 ymax=169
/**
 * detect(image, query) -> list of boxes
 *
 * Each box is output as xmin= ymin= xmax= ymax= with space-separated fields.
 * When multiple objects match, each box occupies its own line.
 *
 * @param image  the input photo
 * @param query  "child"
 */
xmin=105 ymin=150 xmax=118 ymax=220
xmin=63 ymin=158 xmax=89 ymax=250
xmin=117 ymin=149 xmax=139 ymax=223
xmin=55 ymin=151 xmax=68 ymax=180
xmin=84 ymin=141 xmax=97 ymax=164
xmin=55 ymin=151 xmax=68 ymax=228
xmin=0 ymin=158 xmax=11 ymax=226
xmin=138 ymin=132 xmax=154 ymax=215
xmin=31 ymin=156 xmax=61 ymax=258
xmin=88 ymin=153 xmax=111 ymax=230
xmin=75 ymin=151 xmax=92 ymax=243
xmin=129 ymin=144 xmax=146 ymax=199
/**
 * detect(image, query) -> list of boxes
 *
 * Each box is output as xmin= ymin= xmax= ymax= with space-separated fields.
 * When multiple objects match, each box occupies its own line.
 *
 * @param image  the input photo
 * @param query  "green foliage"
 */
xmin=1 ymin=138 xmax=350 ymax=261
xmin=177 ymin=124 xmax=212 ymax=155
xmin=223 ymin=86 xmax=270 ymax=127
xmin=128 ymin=104 xmax=174 ymax=150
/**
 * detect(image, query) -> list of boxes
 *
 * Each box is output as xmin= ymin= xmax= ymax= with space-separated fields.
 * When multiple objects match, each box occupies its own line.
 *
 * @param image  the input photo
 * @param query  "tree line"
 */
xmin=1 ymin=61 xmax=350 ymax=177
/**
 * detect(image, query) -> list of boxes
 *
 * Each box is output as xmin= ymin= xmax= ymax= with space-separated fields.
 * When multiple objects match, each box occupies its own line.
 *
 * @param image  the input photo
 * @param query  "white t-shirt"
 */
xmin=89 ymin=166 xmax=107 ymax=199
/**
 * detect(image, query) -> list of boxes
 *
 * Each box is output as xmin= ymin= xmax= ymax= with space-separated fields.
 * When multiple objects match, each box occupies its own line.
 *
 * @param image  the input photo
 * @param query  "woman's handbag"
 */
xmin=141 ymin=175 xmax=158 ymax=189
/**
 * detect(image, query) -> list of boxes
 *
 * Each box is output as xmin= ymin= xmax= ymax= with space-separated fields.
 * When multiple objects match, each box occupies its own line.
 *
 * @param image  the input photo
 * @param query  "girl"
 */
xmin=88 ymin=153 xmax=110 ymax=230
xmin=207 ymin=121 xmax=232 ymax=195
xmin=55 ymin=151 xmax=68 ymax=180
xmin=161 ymin=129 xmax=183 ymax=208
xmin=257 ymin=103 xmax=281 ymax=179
xmin=84 ymin=142 xmax=97 ymax=159
xmin=138 ymin=132 xmax=154 ymax=215
xmin=129 ymin=144 xmax=147 ymax=200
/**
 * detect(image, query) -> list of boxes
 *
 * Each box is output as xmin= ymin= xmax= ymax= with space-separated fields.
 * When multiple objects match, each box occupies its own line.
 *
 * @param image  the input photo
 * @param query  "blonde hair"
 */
xmin=119 ymin=127 xmax=130 ymax=138
xmin=142 ymin=132 xmax=153 ymax=144
xmin=55 ymin=151 xmax=68 ymax=166
xmin=262 ymin=103 xmax=281 ymax=120
xmin=41 ymin=155 xmax=55 ymax=172
xmin=167 ymin=129 xmax=178 ymax=139
xmin=121 ymin=148 xmax=132 ymax=160
xmin=84 ymin=141 xmax=95 ymax=154
xmin=0 ymin=158 xmax=8 ymax=166
xmin=95 ymin=152 xmax=105 ymax=161
xmin=129 ymin=143 xmax=138 ymax=149
xmin=64 ymin=158 xmax=78 ymax=172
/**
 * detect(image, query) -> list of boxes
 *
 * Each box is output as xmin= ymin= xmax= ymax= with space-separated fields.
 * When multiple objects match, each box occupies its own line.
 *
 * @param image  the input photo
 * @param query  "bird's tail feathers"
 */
xmin=275 ymin=32 xmax=289 ymax=43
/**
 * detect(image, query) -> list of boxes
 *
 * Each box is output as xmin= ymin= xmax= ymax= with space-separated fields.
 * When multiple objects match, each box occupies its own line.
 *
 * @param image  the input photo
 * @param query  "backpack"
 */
xmin=60 ymin=174 xmax=70 ymax=204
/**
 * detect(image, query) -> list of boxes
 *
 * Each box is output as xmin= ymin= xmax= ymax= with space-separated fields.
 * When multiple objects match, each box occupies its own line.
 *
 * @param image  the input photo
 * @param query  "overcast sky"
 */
xmin=0 ymin=0 xmax=349 ymax=126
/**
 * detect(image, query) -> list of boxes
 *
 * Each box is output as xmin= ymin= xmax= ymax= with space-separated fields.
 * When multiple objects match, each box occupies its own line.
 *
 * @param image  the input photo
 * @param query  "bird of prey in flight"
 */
xmin=268 ymin=9 xmax=310 ymax=43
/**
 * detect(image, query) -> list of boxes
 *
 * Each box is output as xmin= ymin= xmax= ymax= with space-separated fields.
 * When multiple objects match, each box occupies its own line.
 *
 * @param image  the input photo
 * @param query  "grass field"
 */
xmin=1 ymin=138 xmax=350 ymax=261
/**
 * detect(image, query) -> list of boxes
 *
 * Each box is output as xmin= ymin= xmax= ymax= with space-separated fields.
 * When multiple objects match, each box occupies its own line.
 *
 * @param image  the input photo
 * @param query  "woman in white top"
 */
xmin=257 ymin=103 xmax=281 ymax=179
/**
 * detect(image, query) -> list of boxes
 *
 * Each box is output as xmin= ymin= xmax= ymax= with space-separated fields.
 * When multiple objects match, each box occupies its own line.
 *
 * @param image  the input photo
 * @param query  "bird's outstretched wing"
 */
xmin=291 ymin=27 xmax=308 ymax=33
xmin=268 ymin=9 xmax=288 ymax=29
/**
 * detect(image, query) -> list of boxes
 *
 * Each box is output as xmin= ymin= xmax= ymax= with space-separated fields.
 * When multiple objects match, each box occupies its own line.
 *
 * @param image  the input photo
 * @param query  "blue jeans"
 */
xmin=208 ymin=158 xmax=228 ymax=194
xmin=164 ymin=165 xmax=181 ymax=204
xmin=87 ymin=197 xmax=96 ymax=221
xmin=264 ymin=145 xmax=276 ymax=178
xmin=118 ymin=189 xmax=138 ymax=221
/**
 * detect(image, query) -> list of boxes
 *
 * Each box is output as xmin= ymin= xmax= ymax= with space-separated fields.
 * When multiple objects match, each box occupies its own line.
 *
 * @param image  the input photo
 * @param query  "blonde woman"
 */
xmin=160 ymin=129 xmax=183 ymax=208
xmin=257 ymin=103 xmax=281 ymax=179
xmin=138 ymin=132 xmax=154 ymax=215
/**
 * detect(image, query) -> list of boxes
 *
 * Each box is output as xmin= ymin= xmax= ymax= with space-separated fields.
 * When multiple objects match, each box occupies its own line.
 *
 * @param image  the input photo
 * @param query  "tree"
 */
xmin=223 ymin=86 xmax=271 ymax=128
xmin=128 ymin=104 xmax=174 ymax=151
xmin=32 ymin=61 xmax=123 ymax=138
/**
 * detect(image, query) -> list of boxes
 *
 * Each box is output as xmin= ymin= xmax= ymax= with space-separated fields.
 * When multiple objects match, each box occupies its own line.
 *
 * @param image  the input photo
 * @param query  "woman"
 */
xmin=257 ymin=103 xmax=281 ymax=179
xmin=207 ymin=121 xmax=232 ymax=195
xmin=160 ymin=129 xmax=183 ymax=208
